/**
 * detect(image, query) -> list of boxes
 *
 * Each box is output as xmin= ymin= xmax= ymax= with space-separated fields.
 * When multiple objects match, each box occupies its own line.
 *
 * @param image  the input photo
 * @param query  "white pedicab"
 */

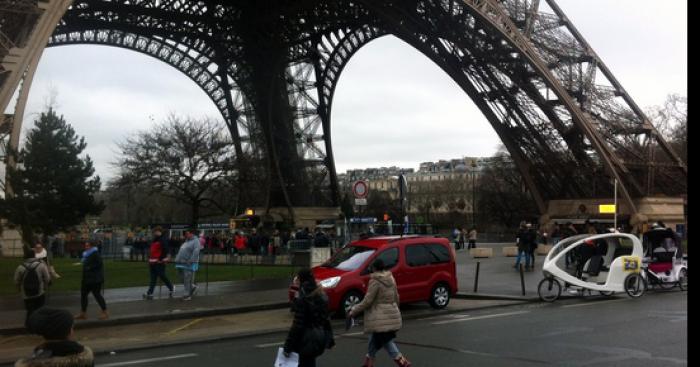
xmin=642 ymin=227 xmax=687 ymax=291
xmin=538 ymin=233 xmax=646 ymax=302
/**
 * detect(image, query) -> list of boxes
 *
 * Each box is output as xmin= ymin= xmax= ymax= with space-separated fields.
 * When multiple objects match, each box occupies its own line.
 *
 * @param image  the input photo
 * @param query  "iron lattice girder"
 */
xmin=38 ymin=0 xmax=685 ymax=210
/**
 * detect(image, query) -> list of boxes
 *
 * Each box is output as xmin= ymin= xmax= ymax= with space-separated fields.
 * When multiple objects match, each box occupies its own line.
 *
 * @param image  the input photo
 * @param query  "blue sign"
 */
xmin=350 ymin=217 xmax=378 ymax=224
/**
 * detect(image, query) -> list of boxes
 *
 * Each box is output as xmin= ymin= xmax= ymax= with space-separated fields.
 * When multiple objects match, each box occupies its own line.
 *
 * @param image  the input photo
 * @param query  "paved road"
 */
xmin=84 ymin=290 xmax=686 ymax=367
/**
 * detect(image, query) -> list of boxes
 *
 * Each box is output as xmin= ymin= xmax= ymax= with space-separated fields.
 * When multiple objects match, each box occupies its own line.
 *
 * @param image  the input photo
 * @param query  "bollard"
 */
xmin=519 ymin=264 xmax=526 ymax=296
xmin=473 ymin=261 xmax=480 ymax=293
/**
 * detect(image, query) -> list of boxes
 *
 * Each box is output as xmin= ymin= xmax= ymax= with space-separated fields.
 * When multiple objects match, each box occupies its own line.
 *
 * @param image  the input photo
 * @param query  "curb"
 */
xmin=0 ymin=302 xmax=290 ymax=336
xmin=455 ymin=292 xmax=580 ymax=302
xmin=455 ymin=293 xmax=539 ymax=302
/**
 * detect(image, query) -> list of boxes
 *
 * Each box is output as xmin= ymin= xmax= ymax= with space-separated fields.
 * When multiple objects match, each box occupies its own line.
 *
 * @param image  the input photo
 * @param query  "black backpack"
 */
xmin=22 ymin=262 xmax=42 ymax=298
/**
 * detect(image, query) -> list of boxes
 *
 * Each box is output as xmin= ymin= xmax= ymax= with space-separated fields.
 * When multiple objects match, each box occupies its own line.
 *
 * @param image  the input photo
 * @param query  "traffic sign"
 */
xmin=355 ymin=198 xmax=367 ymax=206
xmin=352 ymin=180 xmax=369 ymax=199
xmin=599 ymin=204 xmax=616 ymax=214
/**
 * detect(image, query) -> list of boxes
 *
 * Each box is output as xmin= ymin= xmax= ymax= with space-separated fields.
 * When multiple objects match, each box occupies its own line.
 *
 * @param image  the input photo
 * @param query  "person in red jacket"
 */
xmin=234 ymin=232 xmax=247 ymax=255
xmin=143 ymin=226 xmax=174 ymax=300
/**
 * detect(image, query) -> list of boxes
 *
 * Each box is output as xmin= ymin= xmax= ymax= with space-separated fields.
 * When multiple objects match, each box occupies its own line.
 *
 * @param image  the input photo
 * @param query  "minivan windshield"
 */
xmin=323 ymin=246 xmax=375 ymax=271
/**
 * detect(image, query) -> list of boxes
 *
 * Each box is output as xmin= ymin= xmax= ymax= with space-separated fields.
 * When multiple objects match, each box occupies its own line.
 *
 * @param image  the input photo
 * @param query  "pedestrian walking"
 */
xmin=143 ymin=226 xmax=174 ymax=300
xmin=514 ymin=222 xmax=530 ymax=270
xmin=248 ymin=228 xmax=263 ymax=255
xmin=74 ymin=241 xmax=108 ymax=320
xmin=349 ymin=259 xmax=411 ymax=367
xmin=452 ymin=227 xmax=460 ymax=250
xmin=457 ymin=228 xmax=465 ymax=250
xmin=563 ymin=222 xmax=578 ymax=268
xmin=14 ymin=251 xmax=51 ymax=327
xmin=233 ymin=231 xmax=247 ymax=255
xmin=175 ymin=228 xmax=200 ymax=301
xmin=16 ymin=307 xmax=94 ymax=367
xmin=526 ymin=224 xmax=538 ymax=270
xmin=468 ymin=227 xmax=478 ymax=249
xmin=33 ymin=242 xmax=61 ymax=280
xmin=283 ymin=269 xmax=334 ymax=367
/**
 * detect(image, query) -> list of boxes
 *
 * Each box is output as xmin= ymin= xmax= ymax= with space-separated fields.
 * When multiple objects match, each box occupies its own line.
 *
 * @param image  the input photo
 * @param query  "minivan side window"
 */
xmin=406 ymin=245 xmax=431 ymax=267
xmin=427 ymin=244 xmax=451 ymax=264
xmin=375 ymin=248 xmax=399 ymax=270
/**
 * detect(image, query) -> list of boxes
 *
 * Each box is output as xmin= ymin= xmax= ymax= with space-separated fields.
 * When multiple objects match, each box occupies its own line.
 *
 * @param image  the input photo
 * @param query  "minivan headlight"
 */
xmin=320 ymin=276 xmax=341 ymax=288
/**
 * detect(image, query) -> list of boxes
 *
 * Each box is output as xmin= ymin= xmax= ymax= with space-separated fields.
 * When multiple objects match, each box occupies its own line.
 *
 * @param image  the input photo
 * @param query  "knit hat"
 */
xmin=27 ymin=308 xmax=74 ymax=339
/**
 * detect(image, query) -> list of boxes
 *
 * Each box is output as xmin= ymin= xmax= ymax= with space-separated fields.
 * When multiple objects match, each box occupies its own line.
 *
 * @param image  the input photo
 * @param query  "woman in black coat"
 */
xmin=283 ymin=269 xmax=334 ymax=367
xmin=74 ymin=241 xmax=108 ymax=320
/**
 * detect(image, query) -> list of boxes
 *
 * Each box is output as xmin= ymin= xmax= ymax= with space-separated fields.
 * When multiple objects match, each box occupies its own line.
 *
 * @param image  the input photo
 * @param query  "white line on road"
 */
xmin=341 ymin=332 xmax=365 ymax=337
xmin=96 ymin=353 xmax=198 ymax=367
xmin=562 ymin=299 xmax=629 ymax=308
xmin=431 ymin=311 xmax=529 ymax=325
xmin=255 ymin=342 xmax=285 ymax=348
xmin=418 ymin=314 xmax=470 ymax=321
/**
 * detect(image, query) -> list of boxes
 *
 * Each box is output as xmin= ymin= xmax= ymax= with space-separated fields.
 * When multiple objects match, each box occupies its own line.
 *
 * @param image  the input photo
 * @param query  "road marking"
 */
xmin=96 ymin=353 xmax=198 ymax=366
xmin=255 ymin=342 xmax=285 ymax=348
xmin=562 ymin=299 xmax=628 ymax=308
xmin=342 ymin=331 xmax=364 ymax=336
xmin=418 ymin=314 xmax=470 ymax=321
xmin=163 ymin=318 xmax=203 ymax=335
xmin=431 ymin=311 xmax=529 ymax=325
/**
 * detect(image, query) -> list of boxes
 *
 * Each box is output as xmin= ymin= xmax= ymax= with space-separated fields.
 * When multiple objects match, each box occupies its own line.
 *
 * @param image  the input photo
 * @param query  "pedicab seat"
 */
xmin=648 ymin=262 xmax=673 ymax=274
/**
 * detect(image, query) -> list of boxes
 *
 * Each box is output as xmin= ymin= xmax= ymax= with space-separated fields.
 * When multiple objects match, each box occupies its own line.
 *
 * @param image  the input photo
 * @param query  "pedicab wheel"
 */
xmin=538 ymin=277 xmax=561 ymax=302
xmin=624 ymin=273 xmax=647 ymax=298
xmin=678 ymin=269 xmax=688 ymax=291
xmin=599 ymin=291 xmax=615 ymax=297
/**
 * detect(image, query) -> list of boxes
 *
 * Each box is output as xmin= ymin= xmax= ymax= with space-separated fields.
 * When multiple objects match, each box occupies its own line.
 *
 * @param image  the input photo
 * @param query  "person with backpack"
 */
xmin=14 ymin=251 xmax=51 ymax=327
xmin=283 ymin=269 xmax=334 ymax=367
xmin=349 ymin=259 xmax=411 ymax=367
xmin=74 ymin=241 xmax=108 ymax=320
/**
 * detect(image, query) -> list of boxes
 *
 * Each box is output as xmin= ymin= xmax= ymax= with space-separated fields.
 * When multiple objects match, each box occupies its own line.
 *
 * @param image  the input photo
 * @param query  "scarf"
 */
xmin=80 ymin=247 xmax=98 ymax=263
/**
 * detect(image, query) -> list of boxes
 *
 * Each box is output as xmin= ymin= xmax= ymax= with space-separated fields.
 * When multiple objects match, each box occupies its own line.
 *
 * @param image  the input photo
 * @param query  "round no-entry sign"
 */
xmin=353 ymin=180 xmax=368 ymax=199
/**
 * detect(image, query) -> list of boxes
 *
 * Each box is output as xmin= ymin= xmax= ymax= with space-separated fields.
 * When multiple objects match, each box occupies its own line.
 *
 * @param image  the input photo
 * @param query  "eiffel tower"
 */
xmin=0 ymin=0 xmax=687 ymax=225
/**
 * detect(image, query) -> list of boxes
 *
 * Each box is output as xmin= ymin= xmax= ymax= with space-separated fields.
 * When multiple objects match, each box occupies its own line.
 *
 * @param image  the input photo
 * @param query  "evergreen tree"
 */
xmin=1 ymin=108 xmax=104 ymax=247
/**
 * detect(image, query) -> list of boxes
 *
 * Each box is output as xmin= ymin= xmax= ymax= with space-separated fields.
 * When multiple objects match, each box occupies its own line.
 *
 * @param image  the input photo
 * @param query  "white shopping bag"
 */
xmin=274 ymin=347 xmax=299 ymax=367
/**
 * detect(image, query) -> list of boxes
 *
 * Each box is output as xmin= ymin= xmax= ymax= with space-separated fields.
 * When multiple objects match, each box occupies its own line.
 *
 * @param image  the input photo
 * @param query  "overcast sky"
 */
xmin=14 ymin=0 xmax=687 ymax=182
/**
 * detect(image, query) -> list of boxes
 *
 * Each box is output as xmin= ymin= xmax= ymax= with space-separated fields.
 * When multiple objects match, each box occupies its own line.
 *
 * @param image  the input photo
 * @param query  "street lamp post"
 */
xmin=471 ymin=159 xmax=477 ymax=228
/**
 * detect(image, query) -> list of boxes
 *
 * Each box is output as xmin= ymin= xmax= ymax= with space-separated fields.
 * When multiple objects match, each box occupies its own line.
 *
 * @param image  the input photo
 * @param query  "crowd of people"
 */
xmin=126 ymin=226 xmax=338 ymax=260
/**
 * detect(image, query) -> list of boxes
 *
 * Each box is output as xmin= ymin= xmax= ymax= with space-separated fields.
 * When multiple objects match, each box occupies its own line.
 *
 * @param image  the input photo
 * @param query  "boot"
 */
xmin=394 ymin=355 xmax=412 ymax=367
xmin=362 ymin=355 xmax=375 ymax=367
xmin=99 ymin=310 xmax=109 ymax=320
xmin=74 ymin=312 xmax=87 ymax=320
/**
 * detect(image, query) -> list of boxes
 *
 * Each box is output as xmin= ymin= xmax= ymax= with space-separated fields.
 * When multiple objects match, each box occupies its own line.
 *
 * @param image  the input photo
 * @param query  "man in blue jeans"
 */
xmin=143 ymin=226 xmax=174 ymax=300
xmin=514 ymin=222 xmax=531 ymax=270
xmin=175 ymin=228 xmax=200 ymax=301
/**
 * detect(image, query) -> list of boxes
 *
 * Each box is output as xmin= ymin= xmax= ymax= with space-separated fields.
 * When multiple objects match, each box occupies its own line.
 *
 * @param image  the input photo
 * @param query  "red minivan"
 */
xmin=288 ymin=235 xmax=458 ymax=316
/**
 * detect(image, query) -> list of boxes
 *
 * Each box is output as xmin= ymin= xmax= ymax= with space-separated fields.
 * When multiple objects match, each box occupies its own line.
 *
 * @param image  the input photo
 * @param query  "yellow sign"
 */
xmin=245 ymin=208 xmax=255 ymax=216
xmin=622 ymin=256 xmax=641 ymax=273
xmin=599 ymin=204 xmax=616 ymax=214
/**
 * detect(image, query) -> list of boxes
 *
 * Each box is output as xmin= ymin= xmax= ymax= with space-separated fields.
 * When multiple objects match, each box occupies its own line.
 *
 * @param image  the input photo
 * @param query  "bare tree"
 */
xmin=113 ymin=116 xmax=238 ymax=226
xmin=647 ymin=94 xmax=687 ymax=163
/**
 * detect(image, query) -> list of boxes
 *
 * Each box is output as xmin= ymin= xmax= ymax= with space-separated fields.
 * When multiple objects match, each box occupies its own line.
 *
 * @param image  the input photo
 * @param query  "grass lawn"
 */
xmin=0 ymin=257 xmax=297 ymax=296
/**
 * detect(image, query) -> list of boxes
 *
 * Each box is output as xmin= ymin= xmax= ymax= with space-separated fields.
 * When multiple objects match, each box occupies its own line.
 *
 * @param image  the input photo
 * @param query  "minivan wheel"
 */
xmin=339 ymin=290 xmax=363 ymax=318
xmin=429 ymin=283 xmax=451 ymax=309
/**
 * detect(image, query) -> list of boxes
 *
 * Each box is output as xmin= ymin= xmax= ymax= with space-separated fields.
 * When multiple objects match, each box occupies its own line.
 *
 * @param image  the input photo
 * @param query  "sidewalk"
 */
xmin=0 ymin=278 xmax=292 ymax=335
